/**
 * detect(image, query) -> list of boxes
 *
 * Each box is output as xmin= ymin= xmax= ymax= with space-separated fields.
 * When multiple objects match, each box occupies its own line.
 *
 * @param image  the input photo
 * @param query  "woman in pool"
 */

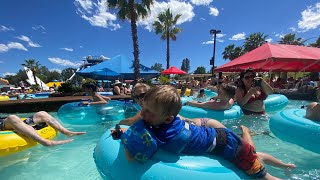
xmin=0 ymin=111 xmax=85 ymax=146
xmin=235 ymin=68 xmax=273 ymax=114
xmin=81 ymin=82 xmax=111 ymax=105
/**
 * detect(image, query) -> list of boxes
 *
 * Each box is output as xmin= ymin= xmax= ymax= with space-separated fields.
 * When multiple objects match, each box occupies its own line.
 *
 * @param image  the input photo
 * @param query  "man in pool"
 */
xmin=0 ymin=111 xmax=85 ymax=146
xmin=305 ymin=102 xmax=320 ymax=121
xmin=118 ymin=85 xmax=295 ymax=179
xmin=185 ymin=84 xmax=236 ymax=111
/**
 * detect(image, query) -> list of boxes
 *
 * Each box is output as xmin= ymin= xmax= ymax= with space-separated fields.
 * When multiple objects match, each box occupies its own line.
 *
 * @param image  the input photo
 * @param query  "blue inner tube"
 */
xmin=93 ymin=126 xmax=246 ymax=180
xmin=269 ymin=109 xmax=320 ymax=154
xmin=179 ymin=105 xmax=243 ymax=120
xmin=264 ymin=94 xmax=288 ymax=112
xmin=57 ymin=100 xmax=125 ymax=125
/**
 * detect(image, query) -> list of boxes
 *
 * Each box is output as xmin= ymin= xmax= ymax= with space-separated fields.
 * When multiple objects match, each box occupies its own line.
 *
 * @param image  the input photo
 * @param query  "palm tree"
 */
xmin=309 ymin=36 xmax=320 ymax=48
xmin=222 ymin=44 xmax=244 ymax=61
xmin=21 ymin=59 xmax=41 ymax=87
xmin=278 ymin=33 xmax=305 ymax=46
xmin=243 ymin=32 xmax=268 ymax=52
xmin=153 ymin=8 xmax=182 ymax=69
xmin=108 ymin=0 xmax=153 ymax=81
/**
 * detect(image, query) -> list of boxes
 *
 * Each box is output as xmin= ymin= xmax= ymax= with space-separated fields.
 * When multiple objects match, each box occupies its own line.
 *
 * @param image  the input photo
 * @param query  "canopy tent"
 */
xmin=161 ymin=66 xmax=187 ymax=75
xmin=77 ymin=54 xmax=159 ymax=80
xmin=77 ymin=66 xmax=120 ymax=80
xmin=215 ymin=43 xmax=320 ymax=72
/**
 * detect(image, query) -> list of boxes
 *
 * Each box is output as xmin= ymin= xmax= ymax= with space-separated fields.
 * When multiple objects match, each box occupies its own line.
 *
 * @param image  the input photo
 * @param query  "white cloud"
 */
xmin=3 ymin=72 xmax=16 ymax=76
xmin=75 ymin=0 xmax=120 ymax=31
xmin=0 ymin=42 xmax=28 ymax=53
xmin=80 ymin=46 xmax=83 ymax=48
xmin=298 ymin=2 xmax=320 ymax=31
xmin=0 ymin=61 xmax=3 ymax=63
xmin=138 ymin=0 xmax=195 ymax=31
xmin=202 ymin=40 xmax=214 ymax=44
xmin=266 ymin=38 xmax=272 ymax=42
xmin=17 ymin=35 xmax=41 ymax=48
xmin=50 ymin=68 xmax=62 ymax=73
xmin=61 ymin=48 xmax=74 ymax=52
xmin=209 ymin=6 xmax=219 ymax=16
xmin=0 ymin=25 xmax=14 ymax=32
xmin=229 ymin=32 xmax=246 ymax=40
xmin=289 ymin=27 xmax=297 ymax=32
xmin=32 ymin=25 xmax=46 ymax=30
xmin=202 ymin=34 xmax=225 ymax=44
xmin=48 ymin=57 xmax=82 ymax=67
xmin=275 ymin=33 xmax=285 ymax=38
xmin=190 ymin=0 xmax=213 ymax=6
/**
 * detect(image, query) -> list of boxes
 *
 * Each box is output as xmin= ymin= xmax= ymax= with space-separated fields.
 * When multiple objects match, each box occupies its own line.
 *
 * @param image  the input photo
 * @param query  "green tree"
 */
xmin=153 ymin=8 xmax=182 ymax=69
xmin=181 ymin=58 xmax=190 ymax=73
xmin=108 ymin=0 xmax=153 ymax=81
xmin=150 ymin=63 xmax=163 ymax=72
xmin=309 ymin=36 xmax=320 ymax=48
xmin=4 ymin=70 xmax=28 ymax=86
xmin=21 ymin=59 xmax=41 ymax=87
xmin=243 ymin=32 xmax=268 ymax=52
xmin=278 ymin=33 xmax=305 ymax=46
xmin=46 ymin=70 xmax=61 ymax=82
xmin=222 ymin=44 xmax=244 ymax=61
xmin=194 ymin=66 xmax=206 ymax=74
xmin=61 ymin=68 xmax=77 ymax=81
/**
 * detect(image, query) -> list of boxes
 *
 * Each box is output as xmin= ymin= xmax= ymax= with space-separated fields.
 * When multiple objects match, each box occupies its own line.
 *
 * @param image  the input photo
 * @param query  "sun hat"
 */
xmin=114 ymin=80 xmax=122 ymax=85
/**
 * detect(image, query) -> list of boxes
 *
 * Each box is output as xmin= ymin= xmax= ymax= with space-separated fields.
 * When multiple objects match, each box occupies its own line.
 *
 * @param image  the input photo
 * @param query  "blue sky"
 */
xmin=0 ymin=0 xmax=319 ymax=77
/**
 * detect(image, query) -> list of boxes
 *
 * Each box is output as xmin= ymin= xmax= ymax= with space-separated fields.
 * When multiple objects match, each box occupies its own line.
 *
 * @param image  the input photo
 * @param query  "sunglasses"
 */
xmin=244 ymin=75 xmax=255 ymax=80
xmin=133 ymin=93 xmax=146 ymax=100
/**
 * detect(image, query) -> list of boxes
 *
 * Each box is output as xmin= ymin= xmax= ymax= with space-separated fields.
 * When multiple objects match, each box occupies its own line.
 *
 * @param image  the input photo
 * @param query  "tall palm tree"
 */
xmin=243 ymin=32 xmax=268 ymax=52
xmin=21 ymin=59 xmax=41 ymax=87
xmin=153 ymin=8 xmax=182 ymax=69
xmin=278 ymin=33 xmax=305 ymax=46
xmin=222 ymin=44 xmax=244 ymax=61
xmin=108 ymin=0 xmax=153 ymax=81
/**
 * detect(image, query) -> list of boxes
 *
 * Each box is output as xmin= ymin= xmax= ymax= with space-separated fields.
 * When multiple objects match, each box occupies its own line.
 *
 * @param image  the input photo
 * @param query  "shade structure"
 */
xmin=77 ymin=54 xmax=159 ymax=80
xmin=161 ymin=66 xmax=187 ymax=75
xmin=215 ymin=43 xmax=320 ymax=72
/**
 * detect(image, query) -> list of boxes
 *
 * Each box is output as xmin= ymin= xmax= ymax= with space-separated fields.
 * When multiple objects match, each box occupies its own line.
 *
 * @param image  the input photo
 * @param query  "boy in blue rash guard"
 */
xmin=120 ymin=85 xmax=296 ymax=179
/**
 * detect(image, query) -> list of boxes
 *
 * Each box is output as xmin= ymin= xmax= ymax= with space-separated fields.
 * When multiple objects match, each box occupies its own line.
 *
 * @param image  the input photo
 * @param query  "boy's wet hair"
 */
xmin=144 ymin=85 xmax=182 ymax=117
xmin=82 ymin=82 xmax=97 ymax=92
xmin=220 ymin=84 xmax=236 ymax=99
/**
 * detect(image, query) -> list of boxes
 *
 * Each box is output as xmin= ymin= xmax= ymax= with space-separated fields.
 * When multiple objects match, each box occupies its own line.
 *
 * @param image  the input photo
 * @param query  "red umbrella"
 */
xmin=215 ymin=43 xmax=320 ymax=72
xmin=161 ymin=66 xmax=187 ymax=75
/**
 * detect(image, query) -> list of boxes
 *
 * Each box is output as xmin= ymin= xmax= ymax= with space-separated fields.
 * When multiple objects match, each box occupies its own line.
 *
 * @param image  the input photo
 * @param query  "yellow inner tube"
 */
xmin=0 ymin=118 xmax=57 ymax=157
xmin=0 ymin=95 xmax=9 ymax=101
xmin=177 ymin=88 xmax=191 ymax=96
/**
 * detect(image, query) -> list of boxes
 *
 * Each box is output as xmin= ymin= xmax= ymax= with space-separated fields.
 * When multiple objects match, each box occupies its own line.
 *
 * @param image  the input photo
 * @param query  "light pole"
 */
xmin=210 ymin=29 xmax=221 ymax=77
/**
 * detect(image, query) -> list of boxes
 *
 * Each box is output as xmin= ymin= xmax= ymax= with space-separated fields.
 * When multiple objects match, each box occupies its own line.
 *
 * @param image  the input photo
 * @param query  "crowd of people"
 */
xmin=1 ymin=67 xmax=319 ymax=179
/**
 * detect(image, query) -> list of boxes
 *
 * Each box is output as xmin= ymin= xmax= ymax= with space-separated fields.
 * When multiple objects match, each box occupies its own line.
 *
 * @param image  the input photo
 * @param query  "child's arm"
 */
xmin=119 ymin=111 xmax=142 ymax=126
xmin=89 ymin=93 xmax=108 ymax=105
xmin=124 ymin=148 xmax=135 ymax=161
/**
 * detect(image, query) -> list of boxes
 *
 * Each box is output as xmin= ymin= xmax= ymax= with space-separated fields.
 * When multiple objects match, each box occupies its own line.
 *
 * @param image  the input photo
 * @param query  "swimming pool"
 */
xmin=0 ymin=100 xmax=319 ymax=179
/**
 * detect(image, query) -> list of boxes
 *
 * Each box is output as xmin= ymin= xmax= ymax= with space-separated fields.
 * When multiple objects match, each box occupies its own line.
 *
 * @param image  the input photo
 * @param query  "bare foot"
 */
xmin=63 ymin=131 xmax=86 ymax=136
xmin=44 ymin=139 xmax=73 ymax=146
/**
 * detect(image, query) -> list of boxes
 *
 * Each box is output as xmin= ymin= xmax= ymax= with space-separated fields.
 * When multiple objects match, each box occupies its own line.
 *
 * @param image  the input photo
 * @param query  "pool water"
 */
xmin=0 ymin=100 xmax=319 ymax=180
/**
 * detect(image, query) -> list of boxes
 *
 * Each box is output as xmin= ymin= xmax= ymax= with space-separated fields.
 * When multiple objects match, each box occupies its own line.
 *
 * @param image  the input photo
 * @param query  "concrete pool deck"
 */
xmin=0 ymin=95 xmax=131 ymax=113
